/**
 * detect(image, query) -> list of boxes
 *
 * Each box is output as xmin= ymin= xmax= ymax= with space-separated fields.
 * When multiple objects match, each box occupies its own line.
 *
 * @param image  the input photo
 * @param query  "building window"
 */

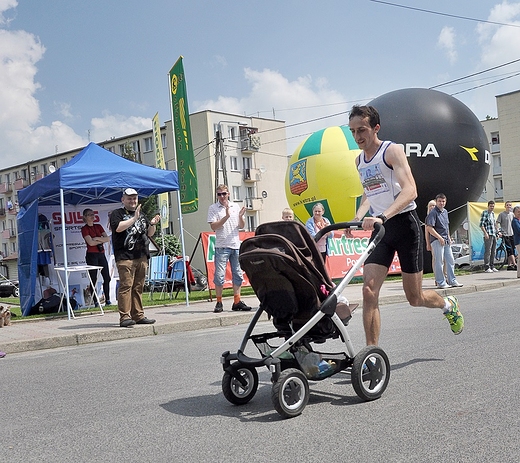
xmin=161 ymin=133 xmax=167 ymax=149
xmin=144 ymin=137 xmax=153 ymax=152
xmin=213 ymin=123 xmax=219 ymax=137
xmin=247 ymin=215 xmax=256 ymax=232
xmin=232 ymin=186 xmax=241 ymax=200
xmin=228 ymin=126 xmax=237 ymax=141
xmin=230 ymin=156 xmax=239 ymax=171
xmin=41 ymin=164 xmax=47 ymax=175
xmin=60 ymin=158 xmax=68 ymax=166
xmin=491 ymin=131 xmax=500 ymax=153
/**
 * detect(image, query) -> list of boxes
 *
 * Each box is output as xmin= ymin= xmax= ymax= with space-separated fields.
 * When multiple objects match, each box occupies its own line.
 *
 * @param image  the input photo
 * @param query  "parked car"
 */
xmin=454 ymin=254 xmax=470 ymax=269
xmin=450 ymin=243 xmax=469 ymax=259
xmin=0 ymin=279 xmax=19 ymax=298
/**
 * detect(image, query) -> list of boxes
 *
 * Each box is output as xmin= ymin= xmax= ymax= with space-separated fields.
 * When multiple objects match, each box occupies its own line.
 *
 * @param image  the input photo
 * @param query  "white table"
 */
xmin=54 ymin=265 xmax=105 ymax=319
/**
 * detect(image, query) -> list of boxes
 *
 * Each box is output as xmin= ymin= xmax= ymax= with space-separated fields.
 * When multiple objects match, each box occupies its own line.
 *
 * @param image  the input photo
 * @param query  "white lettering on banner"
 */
xmin=398 ymin=143 xmax=440 ymax=158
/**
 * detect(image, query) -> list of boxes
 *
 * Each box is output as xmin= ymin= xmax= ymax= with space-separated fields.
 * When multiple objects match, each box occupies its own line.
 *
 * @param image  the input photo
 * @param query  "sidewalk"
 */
xmin=2 ymin=270 xmax=519 ymax=354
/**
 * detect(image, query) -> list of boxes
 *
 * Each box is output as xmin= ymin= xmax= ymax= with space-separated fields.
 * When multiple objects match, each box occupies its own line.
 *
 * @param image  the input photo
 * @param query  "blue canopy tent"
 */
xmin=17 ymin=142 xmax=179 ymax=316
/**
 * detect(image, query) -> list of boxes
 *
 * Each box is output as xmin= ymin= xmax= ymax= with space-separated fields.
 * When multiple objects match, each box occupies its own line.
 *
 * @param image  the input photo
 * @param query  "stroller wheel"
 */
xmin=222 ymin=364 xmax=259 ymax=405
xmin=351 ymin=346 xmax=390 ymax=401
xmin=271 ymin=368 xmax=309 ymax=419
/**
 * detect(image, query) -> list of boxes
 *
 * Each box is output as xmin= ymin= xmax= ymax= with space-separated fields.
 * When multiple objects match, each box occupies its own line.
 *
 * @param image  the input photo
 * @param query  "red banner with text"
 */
xmin=200 ymin=230 xmax=401 ymax=290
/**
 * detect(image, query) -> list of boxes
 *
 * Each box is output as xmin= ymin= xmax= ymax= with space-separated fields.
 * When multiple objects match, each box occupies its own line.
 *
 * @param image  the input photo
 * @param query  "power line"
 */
xmin=369 ymin=0 xmax=520 ymax=28
xmin=430 ymin=57 xmax=520 ymax=89
xmin=449 ymin=71 xmax=520 ymax=96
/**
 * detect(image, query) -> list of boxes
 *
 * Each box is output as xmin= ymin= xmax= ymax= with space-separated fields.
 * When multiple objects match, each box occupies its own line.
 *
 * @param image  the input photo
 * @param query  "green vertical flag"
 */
xmin=169 ymin=56 xmax=198 ymax=213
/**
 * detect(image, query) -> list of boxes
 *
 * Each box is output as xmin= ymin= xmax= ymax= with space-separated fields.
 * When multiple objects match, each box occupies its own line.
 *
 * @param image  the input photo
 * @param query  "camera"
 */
xmin=97 ymin=244 xmax=104 ymax=252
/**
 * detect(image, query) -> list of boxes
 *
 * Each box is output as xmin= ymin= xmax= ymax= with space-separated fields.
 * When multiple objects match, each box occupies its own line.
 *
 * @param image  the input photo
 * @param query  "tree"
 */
xmin=155 ymin=233 xmax=181 ymax=257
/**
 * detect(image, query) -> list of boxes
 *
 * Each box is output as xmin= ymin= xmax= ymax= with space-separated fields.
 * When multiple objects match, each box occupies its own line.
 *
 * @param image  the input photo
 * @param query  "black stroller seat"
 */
xmin=239 ymin=221 xmax=335 ymax=337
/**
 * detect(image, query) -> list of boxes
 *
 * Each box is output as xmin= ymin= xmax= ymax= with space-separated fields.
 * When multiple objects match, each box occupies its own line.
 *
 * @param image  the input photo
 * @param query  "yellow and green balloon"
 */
xmin=285 ymin=126 xmax=363 ymax=223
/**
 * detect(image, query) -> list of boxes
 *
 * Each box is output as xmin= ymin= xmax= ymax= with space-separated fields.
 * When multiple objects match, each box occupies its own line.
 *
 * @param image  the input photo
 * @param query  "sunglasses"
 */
xmin=217 ymin=192 xmax=228 ymax=196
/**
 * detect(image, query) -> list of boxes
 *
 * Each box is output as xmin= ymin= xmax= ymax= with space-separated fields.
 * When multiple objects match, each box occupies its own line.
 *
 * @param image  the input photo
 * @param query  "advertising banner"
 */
xmin=467 ymin=201 xmax=506 ymax=262
xmin=169 ymin=56 xmax=198 ymax=213
xmin=152 ymin=112 xmax=170 ymax=230
xmin=199 ymin=230 xmax=401 ymax=290
xmin=38 ymin=204 xmax=117 ymax=307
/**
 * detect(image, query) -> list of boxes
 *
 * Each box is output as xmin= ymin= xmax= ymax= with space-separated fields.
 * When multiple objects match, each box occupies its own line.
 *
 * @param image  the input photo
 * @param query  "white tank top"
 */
xmin=357 ymin=140 xmax=416 ymax=216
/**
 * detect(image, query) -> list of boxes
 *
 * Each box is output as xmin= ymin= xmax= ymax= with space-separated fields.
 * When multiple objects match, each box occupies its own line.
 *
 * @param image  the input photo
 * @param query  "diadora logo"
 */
xmin=289 ymin=160 xmax=308 ymax=196
xmin=398 ymin=143 xmax=490 ymax=164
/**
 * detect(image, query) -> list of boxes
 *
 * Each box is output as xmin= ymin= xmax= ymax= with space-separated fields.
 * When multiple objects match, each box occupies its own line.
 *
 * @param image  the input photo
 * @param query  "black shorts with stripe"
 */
xmin=366 ymin=209 xmax=423 ymax=274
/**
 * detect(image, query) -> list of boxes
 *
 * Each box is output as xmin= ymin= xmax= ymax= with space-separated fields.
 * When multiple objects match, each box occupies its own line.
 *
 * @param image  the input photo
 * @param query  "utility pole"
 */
xmin=214 ymin=130 xmax=228 ymax=199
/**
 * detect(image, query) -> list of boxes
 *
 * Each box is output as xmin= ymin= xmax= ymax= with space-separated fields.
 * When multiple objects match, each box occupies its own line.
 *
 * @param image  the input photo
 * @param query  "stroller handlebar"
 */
xmin=314 ymin=221 xmax=385 ymax=246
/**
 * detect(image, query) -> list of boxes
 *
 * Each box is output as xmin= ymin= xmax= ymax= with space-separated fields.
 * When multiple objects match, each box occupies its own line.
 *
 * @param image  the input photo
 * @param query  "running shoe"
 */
xmin=444 ymin=296 xmax=464 ymax=335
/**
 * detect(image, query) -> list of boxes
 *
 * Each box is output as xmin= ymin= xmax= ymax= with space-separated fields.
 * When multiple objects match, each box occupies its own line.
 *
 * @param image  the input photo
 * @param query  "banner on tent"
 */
xmin=199 ymin=229 xmax=401 ymax=290
xmin=38 ymin=205 xmax=118 ymax=307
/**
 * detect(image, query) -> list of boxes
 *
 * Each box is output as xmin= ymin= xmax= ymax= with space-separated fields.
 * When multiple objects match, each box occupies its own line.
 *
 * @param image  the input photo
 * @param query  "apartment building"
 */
xmin=0 ymin=110 xmax=290 ymax=277
xmin=480 ymin=89 xmax=520 ymax=205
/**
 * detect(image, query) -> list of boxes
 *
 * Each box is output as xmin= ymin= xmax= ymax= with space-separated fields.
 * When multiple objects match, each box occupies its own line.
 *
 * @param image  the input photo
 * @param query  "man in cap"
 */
xmin=110 ymin=188 xmax=161 ymax=327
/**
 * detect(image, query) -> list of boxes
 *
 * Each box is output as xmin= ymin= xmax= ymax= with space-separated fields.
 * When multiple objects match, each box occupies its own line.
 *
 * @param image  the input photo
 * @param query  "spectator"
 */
xmin=305 ymin=202 xmax=333 ymax=261
xmin=110 ymin=188 xmax=160 ymax=327
xmin=207 ymin=184 xmax=252 ymax=313
xmin=425 ymin=194 xmax=463 ymax=289
xmin=81 ymin=208 xmax=112 ymax=306
xmin=480 ymin=200 xmax=498 ymax=273
xmin=424 ymin=199 xmax=437 ymax=276
xmin=496 ymin=201 xmax=517 ymax=271
xmin=512 ymin=205 xmax=520 ymax=279
xmin=281 ymin=208 xmax=294 ymax=221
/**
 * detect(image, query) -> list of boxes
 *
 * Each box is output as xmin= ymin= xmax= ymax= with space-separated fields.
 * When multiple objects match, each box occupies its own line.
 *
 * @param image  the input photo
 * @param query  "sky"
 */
xmin=1 ymin=0 xmax=520 ymax=167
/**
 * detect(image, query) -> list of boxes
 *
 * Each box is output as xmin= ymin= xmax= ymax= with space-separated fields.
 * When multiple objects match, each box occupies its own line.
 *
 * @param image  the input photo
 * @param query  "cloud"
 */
xmin=0 ymin=3 xmax=89 ymax=165
xmin=438 ymin=26 xmax=458 ymax=64
xmin=0 ymin=0 xmax=17 ymax=25
xmin=477 ymin=1 xmax=520 ymax=67
xmin=90 ymin=112 xmax=152 ymax=143
xmin=194 ymin=68 xmax=349 ymax=154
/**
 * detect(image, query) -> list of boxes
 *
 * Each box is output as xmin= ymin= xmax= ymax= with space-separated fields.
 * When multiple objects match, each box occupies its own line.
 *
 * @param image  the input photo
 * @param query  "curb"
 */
xmin=2 ymin=277 xmax=519 ymax=355
xmin=2 ymin=311 xmax=270 ymax=354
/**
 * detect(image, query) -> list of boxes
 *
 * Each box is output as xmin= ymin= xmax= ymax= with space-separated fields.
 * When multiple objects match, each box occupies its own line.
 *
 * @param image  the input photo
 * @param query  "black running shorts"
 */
xmin=365 ymin=209 xmax=423 ymax=274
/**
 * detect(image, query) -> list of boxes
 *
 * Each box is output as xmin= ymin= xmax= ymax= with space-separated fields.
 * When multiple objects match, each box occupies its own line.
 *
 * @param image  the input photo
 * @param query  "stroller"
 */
xmin=221 ymin=220 xmax=390 ymax=418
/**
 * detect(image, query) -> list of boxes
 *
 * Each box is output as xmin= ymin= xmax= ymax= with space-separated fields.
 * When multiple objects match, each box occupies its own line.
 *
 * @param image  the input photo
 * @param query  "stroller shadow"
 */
xmin=160 ymin=378 xmax=286 ymax=423
xmin=160 ymin=370 xmax=380 ymax=423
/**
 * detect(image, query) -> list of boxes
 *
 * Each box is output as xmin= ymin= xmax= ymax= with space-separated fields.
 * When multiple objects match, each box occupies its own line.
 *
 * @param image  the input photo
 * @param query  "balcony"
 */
xmin=1 ymin=228 xmax=15 ymax=239
xmin=245 ymin=198 xmax=263 ymax=211
xmin=34 ymin=173 xmax=44 ymax=181
xmin=243 ymin=168 xmax=261 ymax=182
xmin=14 ymin=178 xmax=29 ymax=190
xmin=0 ymin=183 xmax=12 ymax=194
xmin=240 ymin=126 xmax=260 ymax=153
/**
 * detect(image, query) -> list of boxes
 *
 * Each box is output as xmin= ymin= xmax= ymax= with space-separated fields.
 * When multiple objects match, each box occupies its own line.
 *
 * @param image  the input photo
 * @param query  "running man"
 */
xmin=348 ymin=105 xmax=463 ymax=346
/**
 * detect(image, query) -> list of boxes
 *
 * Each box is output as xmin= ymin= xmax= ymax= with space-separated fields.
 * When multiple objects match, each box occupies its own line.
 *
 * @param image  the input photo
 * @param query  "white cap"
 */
xmin=123 ymin=188 xmax=138 ymax=196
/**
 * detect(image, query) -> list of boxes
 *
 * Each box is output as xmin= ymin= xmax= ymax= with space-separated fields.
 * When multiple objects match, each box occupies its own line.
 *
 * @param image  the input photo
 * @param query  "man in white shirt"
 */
xmin=207 ymin=184 xmax=252 ymax=313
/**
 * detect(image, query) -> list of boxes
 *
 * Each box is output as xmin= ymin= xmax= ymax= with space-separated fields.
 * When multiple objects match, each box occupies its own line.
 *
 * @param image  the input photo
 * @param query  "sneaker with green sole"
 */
xmin=444 ymin=295 xmax=464 ymax=335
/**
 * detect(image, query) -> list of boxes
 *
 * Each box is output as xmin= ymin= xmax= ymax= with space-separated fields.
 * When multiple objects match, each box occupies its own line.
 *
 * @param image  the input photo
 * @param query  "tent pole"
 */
xmin=60 ymin=188 xmax=72 ymax=320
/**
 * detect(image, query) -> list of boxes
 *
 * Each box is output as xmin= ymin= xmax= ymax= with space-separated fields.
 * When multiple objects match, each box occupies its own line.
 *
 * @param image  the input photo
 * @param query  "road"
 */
xmin=2 ymin=288 xmax=519 ymax=463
